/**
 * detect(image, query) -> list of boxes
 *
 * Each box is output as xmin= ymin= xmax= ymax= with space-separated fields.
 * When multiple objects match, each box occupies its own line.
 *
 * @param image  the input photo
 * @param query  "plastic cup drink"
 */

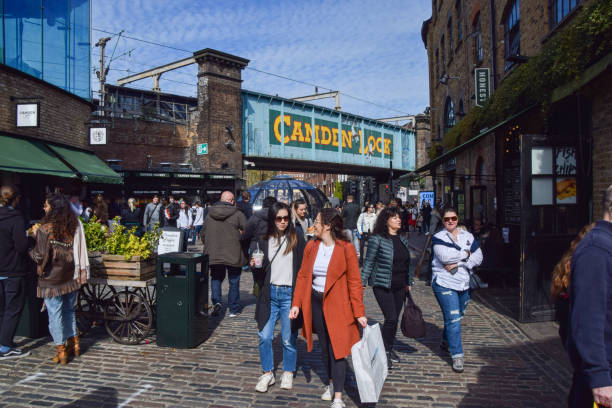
xmin=253 ymin=250 xmax=264 ymax=268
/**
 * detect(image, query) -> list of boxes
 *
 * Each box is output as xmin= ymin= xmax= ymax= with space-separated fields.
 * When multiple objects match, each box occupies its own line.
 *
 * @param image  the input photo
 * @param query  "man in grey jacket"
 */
xmin=201 ymin=191 xmax=247 ymax=317
xmin=142 ymin=195 xmax=162 ymax=231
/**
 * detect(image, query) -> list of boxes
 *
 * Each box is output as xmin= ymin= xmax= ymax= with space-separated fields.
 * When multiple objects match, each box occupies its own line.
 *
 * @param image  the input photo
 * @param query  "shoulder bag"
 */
xmin=401 ymin=291 xmax=426 ymax=338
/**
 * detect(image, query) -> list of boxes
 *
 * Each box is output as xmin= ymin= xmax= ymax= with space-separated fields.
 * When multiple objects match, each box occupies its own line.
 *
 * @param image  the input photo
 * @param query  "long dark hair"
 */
xmin=373 ymin=206 xmax=401 ymax=239
xmin=42 ymin=193 xmax=78 ymax=241
xmin=264 ymin=202 xmax=297 ymax=255
xmin=317 ymin=208 xmax=349 ymax=242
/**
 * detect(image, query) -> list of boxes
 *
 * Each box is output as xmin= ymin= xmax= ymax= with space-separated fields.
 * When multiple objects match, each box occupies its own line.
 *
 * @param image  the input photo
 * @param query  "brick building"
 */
xmin=419 ymin=0 xmax=612 ymax=321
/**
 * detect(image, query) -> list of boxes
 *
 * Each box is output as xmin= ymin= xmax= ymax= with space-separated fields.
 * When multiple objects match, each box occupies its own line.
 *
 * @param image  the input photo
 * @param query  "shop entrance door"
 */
xmin=470 ymin=186 xmax=487 ymax=224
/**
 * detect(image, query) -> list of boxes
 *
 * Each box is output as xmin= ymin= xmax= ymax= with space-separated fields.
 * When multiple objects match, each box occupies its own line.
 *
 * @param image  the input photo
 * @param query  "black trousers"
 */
xmin=359 ymin=233 xmax=369 ymax=265
xmin=0 ymin=276 xmax=26 ymax=347
xmin=373 ymin=286 xmax=405 ymax=352
xmin=311 ymin=291 xmax=347 ymax=393
xmin=569 ymin=371 xmax=594 ymax=408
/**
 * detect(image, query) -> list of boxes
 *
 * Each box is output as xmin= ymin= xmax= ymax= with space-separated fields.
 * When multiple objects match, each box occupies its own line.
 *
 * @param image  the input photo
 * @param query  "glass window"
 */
xmin=435 ymin=48 xmax=440 ymax=79
xmin=43 ymin=0 xmax=70 ymax=91
xmin=551 ymin=0 xmax=581 ymax=27
xmin=70 ymin=0 xmax=90 ymax=99
xmin=441 ymin=35 xmax=446 ymax=73
xmin=445 ymin=98 xmax=455 ymax=129
xmin=474 ymin=14 xmax=483 ymax=63
xmin=4 ymin=0 xmax=43 ymax=78
xmin=531 ymin=147 xmax=553 ymax=175
xmin=448 ymin=18 xmax=453 ymax=56
xmin=504 ymin=0 xmax=520 ymax=71
xmin=532 ymin=178 xmax=553 ymax=205
xmin=456 ymin=0 xmax=463 ymax=41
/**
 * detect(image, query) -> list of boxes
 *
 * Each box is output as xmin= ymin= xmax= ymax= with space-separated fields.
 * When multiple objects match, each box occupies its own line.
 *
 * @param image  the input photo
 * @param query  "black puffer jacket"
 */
xmin=0 ymin=206 xmax=29 ymax=277
xmin=361 ymin=234 xmax=413 ymax=288
xmin=241 ymin=208 xmax=270 ymax=253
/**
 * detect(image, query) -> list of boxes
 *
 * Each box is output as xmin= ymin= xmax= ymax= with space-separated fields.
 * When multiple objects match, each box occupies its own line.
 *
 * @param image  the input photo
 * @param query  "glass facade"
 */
xmin=1 ymin=0 xmax=90 ymax=100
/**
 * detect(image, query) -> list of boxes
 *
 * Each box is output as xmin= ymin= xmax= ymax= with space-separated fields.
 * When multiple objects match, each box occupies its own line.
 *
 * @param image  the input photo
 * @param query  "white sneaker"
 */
xmin=280 ymin=371 xmax=293 ymax=390
xmin=330 ymin=399 xmax=345 ymax=408
xmin=321 ymin=384 xmax=333 ymax=401
xmin=255 ymin=372 xmax=275 ymax=392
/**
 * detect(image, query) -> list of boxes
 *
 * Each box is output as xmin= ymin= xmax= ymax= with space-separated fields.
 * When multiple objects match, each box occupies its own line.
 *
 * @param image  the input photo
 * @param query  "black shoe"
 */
xmin=440 ymin=340 xmax=449 ymax=354
xmin=386 ymin=352 xmax=393 ymax=370
xmin=0 ymin=348 xmax=30 ymax=360
xmin=211 ymin=303 xmax=222 ymax=317
xmin=388 ymin=350 xmax=401 ymax=363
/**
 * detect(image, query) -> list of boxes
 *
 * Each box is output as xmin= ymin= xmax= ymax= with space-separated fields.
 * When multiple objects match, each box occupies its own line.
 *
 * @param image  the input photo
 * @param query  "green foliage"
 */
xmin=333 ymin=181 xmax=343 ymax=200
xmin=83 ymin=216 xmax=162 ymax=260
xmin=434 ymin=0 xmax=612 ymax=160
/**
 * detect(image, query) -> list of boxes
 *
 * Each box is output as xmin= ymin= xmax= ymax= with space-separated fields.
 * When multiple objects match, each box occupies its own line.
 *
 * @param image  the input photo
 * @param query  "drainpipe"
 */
xmin=489 ymin=0 xmax=497 ymax=90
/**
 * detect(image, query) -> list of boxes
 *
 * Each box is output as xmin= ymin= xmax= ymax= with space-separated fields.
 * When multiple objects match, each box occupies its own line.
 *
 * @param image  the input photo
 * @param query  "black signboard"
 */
xmin=503 ymin=158 xmax=521 ymax=224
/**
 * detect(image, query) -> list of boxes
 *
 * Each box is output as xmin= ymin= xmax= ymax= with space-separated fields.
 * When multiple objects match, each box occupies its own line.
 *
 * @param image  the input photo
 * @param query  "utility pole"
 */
xmin=95 ymin=37 xmax=111 ymax=115
xmin=389 ymin=160 xmax=394 ymax=196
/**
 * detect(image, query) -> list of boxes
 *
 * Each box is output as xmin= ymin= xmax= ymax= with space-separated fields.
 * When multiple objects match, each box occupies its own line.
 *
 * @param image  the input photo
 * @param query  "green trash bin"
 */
xmin=156 ymin=252 xmax=208 ymax=348
xmin=16 ymin=273 xmax=49 ymax=338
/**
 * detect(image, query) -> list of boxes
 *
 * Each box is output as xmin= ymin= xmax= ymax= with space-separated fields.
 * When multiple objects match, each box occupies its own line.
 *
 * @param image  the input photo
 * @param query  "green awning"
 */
xmin=0 ymin=134 xmax=77 ymax=178
xmin=47 ymin=145 xmax=123 ymax=184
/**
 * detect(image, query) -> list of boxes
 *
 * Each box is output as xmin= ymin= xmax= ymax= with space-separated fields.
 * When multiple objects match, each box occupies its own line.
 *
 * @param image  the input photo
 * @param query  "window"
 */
xmin=435 ymin=48 xmax=440 ymax=79
xmin=474 ymin=14 xmax=483 ymax=63
xmin=448 ymin=18 xmax=454 ymax=57
xmin=445 ymin=97 xmax=456 ymax=130
xmin=551 ymin=0 xmax=582 ymax=27
xmin=456 ymin=0 xmax=463 ymax=41
xmin=441 ymin=35 xmax=446 ymax=74
xmin=504 ymin=0 xmax=520 ymax=71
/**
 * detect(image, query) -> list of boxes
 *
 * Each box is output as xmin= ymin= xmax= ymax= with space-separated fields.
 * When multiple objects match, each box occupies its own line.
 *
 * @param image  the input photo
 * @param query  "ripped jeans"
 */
xmin=432 ymin=278 xmax=470 ymax=358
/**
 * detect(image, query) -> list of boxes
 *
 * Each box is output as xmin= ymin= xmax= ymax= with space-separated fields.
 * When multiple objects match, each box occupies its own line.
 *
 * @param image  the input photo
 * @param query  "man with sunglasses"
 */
xmin=431 ymin=208 xmax=483 ymax=373
xmin=201 ymin=191 xmax=247 ymax=317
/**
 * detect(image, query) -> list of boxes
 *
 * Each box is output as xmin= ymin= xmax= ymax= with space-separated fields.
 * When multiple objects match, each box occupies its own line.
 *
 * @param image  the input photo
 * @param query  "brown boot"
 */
xmin=53 ymin=345 xmax=68 ymax=365
xmin=67 ymin=336 xmax=80 ymax=357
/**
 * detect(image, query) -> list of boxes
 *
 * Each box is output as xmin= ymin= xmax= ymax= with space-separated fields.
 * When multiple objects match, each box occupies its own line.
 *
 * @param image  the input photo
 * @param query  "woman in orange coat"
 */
xmin=289 ymin=208 xmax=367 ymax=408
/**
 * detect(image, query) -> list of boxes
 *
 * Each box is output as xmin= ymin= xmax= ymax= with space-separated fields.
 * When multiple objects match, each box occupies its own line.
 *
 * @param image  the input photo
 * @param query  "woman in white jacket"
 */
xmin=431 ymin=207 xmax=483 ymax=373
xmin=356 ymin=204 xmax=377 ymax=265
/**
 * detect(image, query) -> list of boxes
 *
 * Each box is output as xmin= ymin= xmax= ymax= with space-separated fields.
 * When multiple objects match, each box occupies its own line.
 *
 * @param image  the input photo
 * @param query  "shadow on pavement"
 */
xmin=61 ymin=386 xmax=118 ymax=407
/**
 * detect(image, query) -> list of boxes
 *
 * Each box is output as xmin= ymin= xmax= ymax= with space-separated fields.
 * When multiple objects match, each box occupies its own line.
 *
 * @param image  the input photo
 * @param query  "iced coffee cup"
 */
xmin=253 ymin=249 xmax=264 ymax=268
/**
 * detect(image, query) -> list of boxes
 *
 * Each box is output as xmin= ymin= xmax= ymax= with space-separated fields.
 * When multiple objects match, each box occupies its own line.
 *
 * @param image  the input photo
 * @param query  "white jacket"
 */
xmin=177 ymin=208 xmax=193 ymax=229
xmin=431 ymin=228 xmax=483 ymax=291
xmin=357 ymin=212 xmax=377 ymax=235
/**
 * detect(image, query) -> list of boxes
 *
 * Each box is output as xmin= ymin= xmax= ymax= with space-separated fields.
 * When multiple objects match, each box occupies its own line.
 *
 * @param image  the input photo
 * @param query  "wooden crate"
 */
xmin=91 ymin=254 xmax=157 ymax=281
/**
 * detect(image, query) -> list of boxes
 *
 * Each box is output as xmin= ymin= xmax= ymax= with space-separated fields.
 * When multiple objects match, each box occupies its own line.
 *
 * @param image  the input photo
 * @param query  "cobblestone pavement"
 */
xmin=0 ymin=245 xmax=571 ymax=408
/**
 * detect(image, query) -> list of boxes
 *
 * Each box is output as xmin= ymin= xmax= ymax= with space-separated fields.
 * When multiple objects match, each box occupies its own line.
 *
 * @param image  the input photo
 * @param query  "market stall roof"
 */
xmin=47 ymin=145 xmax=123 ymax=184
xmin=0 ymin=134 xmax=77 ymax=178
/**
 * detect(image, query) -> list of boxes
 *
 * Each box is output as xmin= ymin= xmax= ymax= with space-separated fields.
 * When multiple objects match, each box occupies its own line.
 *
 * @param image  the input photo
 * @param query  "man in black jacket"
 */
xmin=568 ymin=185 xmax=612 ymax=407
xmin=0 ymin=186 xmax=30 ymax=359
xmin=341 ymin=195 xmax=361 ymax=256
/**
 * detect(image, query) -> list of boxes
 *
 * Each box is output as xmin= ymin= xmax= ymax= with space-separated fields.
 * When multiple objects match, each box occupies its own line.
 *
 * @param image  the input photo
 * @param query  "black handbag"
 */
xmin=401 ymin=291 xmax=426 ymax=338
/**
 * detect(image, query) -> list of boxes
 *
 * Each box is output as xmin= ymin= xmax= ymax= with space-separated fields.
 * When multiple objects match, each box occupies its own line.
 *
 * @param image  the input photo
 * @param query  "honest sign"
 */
xmin=475 ymin=68 xmax=490 ymax=107
xmin=269 ymin=110 xmax=393 ymax=158
xmin=196 ymin=143 xmax=208 ymax=155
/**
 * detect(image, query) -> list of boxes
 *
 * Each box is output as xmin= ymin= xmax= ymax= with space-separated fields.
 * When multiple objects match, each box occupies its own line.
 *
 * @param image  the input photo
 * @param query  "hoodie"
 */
xmin=200 ymin=202 xmax=247 ymax=267
xmin=0 ymin=206 xmax=30 ymax=277
xmin=241 ymin=208 xmax=270 ymax=254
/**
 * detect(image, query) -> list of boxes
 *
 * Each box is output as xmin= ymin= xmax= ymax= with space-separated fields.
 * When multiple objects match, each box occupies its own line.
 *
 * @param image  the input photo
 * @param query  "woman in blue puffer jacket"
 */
xmin=361 ymin=206 xmax=413 ymax=369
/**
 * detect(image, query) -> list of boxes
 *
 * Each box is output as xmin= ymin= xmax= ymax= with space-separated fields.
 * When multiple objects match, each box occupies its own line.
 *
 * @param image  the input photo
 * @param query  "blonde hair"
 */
xmin=0 ymin=185 xmax=18 ymax=206
xmin=128 ymin=198 xmax=136 ymax=212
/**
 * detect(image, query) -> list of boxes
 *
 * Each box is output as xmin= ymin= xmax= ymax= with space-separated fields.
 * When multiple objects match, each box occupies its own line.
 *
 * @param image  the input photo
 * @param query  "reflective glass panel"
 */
xmin=43 ymin=0 xmax=70 ymax=90
xmin=532 ymin=177 xmax=553 ymax=205
xmin=70 ymin=0 xmax=90 ymax=99
xmin=4 ymin=0 xmax=43 ymax=78
xmin=531 ymin=147 xmax=553 ymax=175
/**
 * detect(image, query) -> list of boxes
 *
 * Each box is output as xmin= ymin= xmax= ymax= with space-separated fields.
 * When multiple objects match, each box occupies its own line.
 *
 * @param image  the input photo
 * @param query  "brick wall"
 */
xmin=0 ymin=64 xmax=92 ymax=148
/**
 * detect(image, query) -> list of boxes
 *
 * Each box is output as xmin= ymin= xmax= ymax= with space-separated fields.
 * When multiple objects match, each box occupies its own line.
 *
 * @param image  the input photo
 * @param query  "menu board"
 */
xmin=503 ymin=158 xmax=521 ymax=224
xmin=157 ymin=227 xmax=183 ymax=255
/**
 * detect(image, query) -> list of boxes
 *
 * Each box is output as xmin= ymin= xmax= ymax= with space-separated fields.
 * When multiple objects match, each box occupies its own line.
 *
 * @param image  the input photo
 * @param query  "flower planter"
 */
xmin=91 ymin=254 xmax=157 ymax=281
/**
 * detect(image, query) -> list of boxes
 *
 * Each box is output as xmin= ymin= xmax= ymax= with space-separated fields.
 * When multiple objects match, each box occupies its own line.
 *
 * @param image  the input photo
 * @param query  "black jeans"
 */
xmin=0 ymin=276 xmax=26 ymax=347
xmin=373 ymin=286 xmax=405 ymax=352
xmin=311 ymin=291 xmax=347 ymax=393
xmin=359 ymin=233 xmax=369 ymax=265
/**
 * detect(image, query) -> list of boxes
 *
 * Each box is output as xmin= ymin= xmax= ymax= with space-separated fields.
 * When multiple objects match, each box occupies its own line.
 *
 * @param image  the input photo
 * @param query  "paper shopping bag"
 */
xmin=350 ymin=323 xmax=388 ymax=403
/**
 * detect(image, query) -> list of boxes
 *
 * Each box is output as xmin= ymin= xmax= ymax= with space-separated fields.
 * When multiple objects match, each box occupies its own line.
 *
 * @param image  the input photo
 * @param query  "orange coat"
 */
xmin=292 ymin=239 xmax=366 ymax=359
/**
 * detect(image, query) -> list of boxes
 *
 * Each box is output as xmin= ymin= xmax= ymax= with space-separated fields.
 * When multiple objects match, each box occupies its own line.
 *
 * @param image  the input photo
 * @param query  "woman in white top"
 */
xmin=250 ymin=202 xmax=306 ymax=393
xmin=431 ymin=207 xmax=483 ymax=373
xmin=290 ymin=209 xmax=367 ymax=408
xmin=176 ymin=200 xmax=192 ymax=251
xmin=356 ymin=203 xmax=377 ymax=265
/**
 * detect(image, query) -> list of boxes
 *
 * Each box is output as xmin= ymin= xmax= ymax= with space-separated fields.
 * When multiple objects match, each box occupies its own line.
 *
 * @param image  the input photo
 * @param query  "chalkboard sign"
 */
xmin=157 ymin=227 xmax=184 ymax=255
xmin=503 ymin=158 xmax=521 ymax=225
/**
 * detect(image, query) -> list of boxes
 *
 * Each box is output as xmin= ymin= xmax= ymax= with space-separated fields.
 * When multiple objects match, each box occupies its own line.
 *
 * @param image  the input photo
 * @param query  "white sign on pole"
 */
xmin=157 ymin=227 xmax=183 ymax=255
xmin=90 ymin=128 xmax=107 ymax=145
xmin=16 ymin=103 xmax=38 ymax=127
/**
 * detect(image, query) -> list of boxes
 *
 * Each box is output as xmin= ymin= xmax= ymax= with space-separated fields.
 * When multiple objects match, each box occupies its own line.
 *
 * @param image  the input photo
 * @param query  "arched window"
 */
xmin=445 ymin=97 xmax=455 ymax=129
xmin=504 ymin=0 xmax=520 ymax=71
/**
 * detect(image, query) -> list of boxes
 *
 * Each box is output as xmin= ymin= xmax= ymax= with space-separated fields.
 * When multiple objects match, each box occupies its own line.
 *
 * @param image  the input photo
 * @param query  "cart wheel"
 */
xmin=76 ymin=284 xmax=115 ymax=335
xmin=104 ymin=291 xmax=153 ymax=345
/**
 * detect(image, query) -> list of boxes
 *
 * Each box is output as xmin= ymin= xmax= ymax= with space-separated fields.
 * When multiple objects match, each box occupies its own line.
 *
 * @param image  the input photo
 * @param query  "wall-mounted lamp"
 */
xmin=439 ymin=74 xmax=460 ymax=85
xmin=506 ymin=54 xmax=529 ymax=64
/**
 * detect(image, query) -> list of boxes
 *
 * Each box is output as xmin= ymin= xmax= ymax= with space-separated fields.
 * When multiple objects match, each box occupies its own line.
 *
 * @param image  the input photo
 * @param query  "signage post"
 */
xmin=474 ymin=68 xmax=490 ymax=107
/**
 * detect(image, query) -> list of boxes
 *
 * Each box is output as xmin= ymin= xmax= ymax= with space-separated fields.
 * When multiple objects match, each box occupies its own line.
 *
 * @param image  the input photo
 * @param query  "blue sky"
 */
xmin=92 ymin=0 xmax=431 ymax=121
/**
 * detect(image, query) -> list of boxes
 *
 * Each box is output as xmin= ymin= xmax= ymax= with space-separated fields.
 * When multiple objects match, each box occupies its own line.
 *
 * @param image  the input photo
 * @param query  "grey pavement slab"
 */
xmin=0 ymin=253 xmax=571 ymax=407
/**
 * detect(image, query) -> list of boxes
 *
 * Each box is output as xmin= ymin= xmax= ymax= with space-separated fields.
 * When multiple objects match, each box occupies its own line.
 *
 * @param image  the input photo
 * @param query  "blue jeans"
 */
xmin=191 ymin=225 xmax=202 ymax=244
xmin=432 ymin=278 xmax=470 ymax=358
xmin=258 ymin=285 xmax=298 ymax=372
xmin=344 ymin=229 xmax=360 ymax=256
xmin=210 ymin=265 xmax=242 ymax=314
xmin=44 ymin=291 xmax=78 ymax=345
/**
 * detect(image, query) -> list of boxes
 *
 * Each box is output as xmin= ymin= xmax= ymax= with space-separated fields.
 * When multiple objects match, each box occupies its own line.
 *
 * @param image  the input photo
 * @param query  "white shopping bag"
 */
xmin=350 ymin=323 xmax=388 ymax=403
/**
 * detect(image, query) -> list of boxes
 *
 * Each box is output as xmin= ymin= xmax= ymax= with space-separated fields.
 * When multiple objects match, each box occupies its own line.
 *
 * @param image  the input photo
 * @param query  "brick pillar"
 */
xmin=192 ymin=49 xmax=249 ymax=186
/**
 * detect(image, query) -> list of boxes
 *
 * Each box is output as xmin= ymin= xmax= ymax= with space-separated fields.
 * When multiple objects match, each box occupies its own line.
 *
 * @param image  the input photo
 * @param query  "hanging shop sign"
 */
xmin=174 ymin=173 xmax=205 ymax=179
xmin=16 ymin=103 xmax=39 ymax=127
xmin=475 ymin=68 xmax=490 ymax=107
xmin=135 ymin=172 xmax=171 ymax=178
xmin=196 ymin=143 xmax=208 ymax=155
xmin=89 ymin=128 xmax=107 ymax=145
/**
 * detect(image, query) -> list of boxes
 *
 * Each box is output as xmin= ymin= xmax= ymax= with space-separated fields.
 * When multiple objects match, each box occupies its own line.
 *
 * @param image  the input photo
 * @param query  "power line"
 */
xmin=91 ymin=27 xmax=412 ymax=115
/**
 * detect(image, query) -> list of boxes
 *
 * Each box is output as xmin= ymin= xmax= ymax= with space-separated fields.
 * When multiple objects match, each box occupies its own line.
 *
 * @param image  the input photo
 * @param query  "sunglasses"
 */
xmin=444 ymin=216 xmax=458 ymax=222
xmin=275 ymin=216 xmax=290 ymax=222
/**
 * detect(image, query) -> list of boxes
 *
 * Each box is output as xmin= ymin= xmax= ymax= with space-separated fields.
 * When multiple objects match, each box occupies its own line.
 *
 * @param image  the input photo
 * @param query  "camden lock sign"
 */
xmin=269 ymin=110 xmax=393 ymax=158
xmin=475 ymin=68 xmax=490 ymax=107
